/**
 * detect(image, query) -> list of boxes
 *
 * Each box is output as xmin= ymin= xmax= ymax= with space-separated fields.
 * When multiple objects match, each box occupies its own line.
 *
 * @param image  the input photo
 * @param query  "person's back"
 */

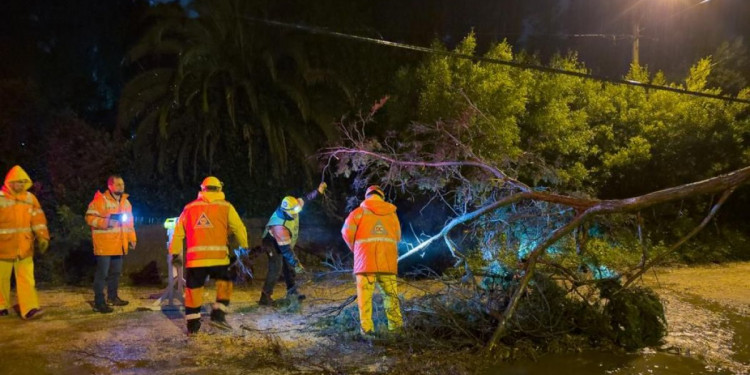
xmin=169 ymin=176 xmax=248 ymax=334
xmin=178 ymin=190 xmax=235 ymax=268
xmin=345 ymin=195 xmax=400 ymax=275
xmin=341 ymin=185 xmax=403 ymax=335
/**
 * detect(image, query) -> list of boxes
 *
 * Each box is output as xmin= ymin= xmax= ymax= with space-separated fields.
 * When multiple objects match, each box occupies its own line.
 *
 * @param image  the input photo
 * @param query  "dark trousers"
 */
xmin=93 ymin=255 xmax=123 ymax=306
xmin=185 ymin=265 xmax=232 ymax=319
xmin=261 ymin=235 xmax=296 ymax=297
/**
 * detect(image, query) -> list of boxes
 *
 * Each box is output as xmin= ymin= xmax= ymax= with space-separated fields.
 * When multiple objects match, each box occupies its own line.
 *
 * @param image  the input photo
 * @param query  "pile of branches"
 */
xmin=315 ymin=265 xmax=666 ymax=359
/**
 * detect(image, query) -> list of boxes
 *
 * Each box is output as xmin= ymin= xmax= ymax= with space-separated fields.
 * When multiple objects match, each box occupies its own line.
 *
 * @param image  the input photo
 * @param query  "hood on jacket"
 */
xmin=198 ymin=190 xmax=226 ymax=203
xmin=360 ymin=196 xmax=397 ymax=215
xmin=3 ymin=165 xmax=32 ymax=193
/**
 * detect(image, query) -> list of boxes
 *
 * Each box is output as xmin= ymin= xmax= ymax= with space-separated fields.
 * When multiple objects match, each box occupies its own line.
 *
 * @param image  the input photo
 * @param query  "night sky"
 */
xmin=2 ymin=0 xmax=749 ymax=86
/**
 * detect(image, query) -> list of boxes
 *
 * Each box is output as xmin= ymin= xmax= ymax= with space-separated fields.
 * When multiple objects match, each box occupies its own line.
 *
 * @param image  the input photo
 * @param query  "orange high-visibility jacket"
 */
xmin=341 ymin=196 xmax=401 ymax=275
xmin=0 ymin=166 xmax=49 ymax=260
xmin=169 ymin=191 xmax=248 ymax=268
xmin=85 ymin=190 xmax=136 ymax=256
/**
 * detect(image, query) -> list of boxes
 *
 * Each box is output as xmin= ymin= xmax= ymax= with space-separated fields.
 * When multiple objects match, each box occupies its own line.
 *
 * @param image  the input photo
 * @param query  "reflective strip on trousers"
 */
xmin=185 ymin=313 xmax=201 ymax=320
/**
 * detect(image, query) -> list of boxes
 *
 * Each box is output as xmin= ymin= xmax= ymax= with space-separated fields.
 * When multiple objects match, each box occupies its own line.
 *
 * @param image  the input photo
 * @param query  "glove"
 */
xmin=230 ymin=247 xmax=244 ymax=263
xmin=171 ymin=254 xmax=183 ymax=267
xmin=317 ymin=182 xmax=327 ymax=194
xmin=294 ymin=263 xmax=306 ymax=275
xmin=128 ymin=242 xmax=136 ymax=251
xmin=37 ymin=239 xmax=49 ymax=255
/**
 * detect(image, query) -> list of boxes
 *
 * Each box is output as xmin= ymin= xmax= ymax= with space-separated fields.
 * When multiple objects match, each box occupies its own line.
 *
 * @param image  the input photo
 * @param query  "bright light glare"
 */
xmin=120 ymin=213 xmax=128 ymax=222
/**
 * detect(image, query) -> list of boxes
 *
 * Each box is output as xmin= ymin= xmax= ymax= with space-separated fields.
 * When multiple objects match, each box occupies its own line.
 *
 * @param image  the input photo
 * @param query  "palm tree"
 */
xmin=119 ymin=0 xmax=351 ymax=183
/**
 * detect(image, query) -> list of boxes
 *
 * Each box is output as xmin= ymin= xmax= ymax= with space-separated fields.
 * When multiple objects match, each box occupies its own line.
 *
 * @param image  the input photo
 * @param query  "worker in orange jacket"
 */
xmin=0 ymin=165 xmax=49 ymax=319
xmin=85 ymin=175 xmax=136 ymax=313
xmin=169 ymin=176 xmax=248 ymax=334
xmin=341 ymin=185 xmax=403 ymax=335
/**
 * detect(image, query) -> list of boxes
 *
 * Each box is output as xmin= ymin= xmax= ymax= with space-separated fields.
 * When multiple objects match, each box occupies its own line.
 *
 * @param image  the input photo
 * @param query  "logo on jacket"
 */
xmin=371 ymin=219 xmax=388 ymax=236
xmin=194 ymin=212 xmax=214 ymax=229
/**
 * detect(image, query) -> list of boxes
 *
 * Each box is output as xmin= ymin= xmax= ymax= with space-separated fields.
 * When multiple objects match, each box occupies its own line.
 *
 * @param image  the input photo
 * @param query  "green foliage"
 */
xmin=389 ymin=34 xmax=750 ymax=196
xmin=45 ymin=113 xmax=124 ymax=211
xmin=600 ymin=281 xmax=667 ymax=351
xmin=708 ymin=37 xmax=749 ymax=95
xmin=36 ymin=205 xmax=95 ymax=285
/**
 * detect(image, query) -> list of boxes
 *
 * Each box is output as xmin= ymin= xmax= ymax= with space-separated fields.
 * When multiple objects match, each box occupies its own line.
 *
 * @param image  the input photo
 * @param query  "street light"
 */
xmin=631 ymin=0 xmax=713 ymax=66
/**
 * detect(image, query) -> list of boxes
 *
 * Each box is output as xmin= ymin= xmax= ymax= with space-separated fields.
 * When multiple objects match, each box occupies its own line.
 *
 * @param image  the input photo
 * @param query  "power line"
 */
xmin=241 ymin=16 xmax=750 ymax=105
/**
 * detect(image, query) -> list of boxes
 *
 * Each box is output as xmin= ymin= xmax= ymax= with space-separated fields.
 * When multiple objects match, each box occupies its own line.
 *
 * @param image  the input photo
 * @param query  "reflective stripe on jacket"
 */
xmin=0 ymin=188 xmax=49 ymax=260
xmin=169 ymin=191 xmax=248 ymax=268
xmin=85 ymin=190 xmax=136 ymax=256
xmin=341 ymin=195 xmax=401 ymax=275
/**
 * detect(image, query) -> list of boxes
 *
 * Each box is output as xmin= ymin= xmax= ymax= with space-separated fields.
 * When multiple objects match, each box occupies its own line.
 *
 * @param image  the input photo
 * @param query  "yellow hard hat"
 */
xmin=280 ymin=196 xmax=301 ymax=213
xmin=200 ymin=176 xmax=223 ymax=191
xmin=365 ymin=185 xmax=384 ymax=198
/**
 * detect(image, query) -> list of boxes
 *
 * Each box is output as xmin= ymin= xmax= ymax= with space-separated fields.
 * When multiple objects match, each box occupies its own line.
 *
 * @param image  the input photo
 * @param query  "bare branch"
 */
xmin=622 ymin=187 xmax=736 ymax=288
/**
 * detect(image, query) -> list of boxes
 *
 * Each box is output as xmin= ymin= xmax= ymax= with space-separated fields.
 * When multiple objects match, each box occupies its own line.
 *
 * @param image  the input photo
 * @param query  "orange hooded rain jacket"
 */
xmin=0 ymin=166 xmax=49 ymax=260
xmin=341 ymin=195 xmax=401 ymax=275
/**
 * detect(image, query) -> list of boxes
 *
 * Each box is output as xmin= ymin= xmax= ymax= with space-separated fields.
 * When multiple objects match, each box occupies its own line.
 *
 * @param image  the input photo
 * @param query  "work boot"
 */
xmin=0 ymin=309 xmax=8 ymax=316
xmin=187 ymin=319 xmax=201 ymax=334
xmin=209 ymin=309 xmax=232 ymax=330
xmin=258 ymin=292 xmax=274 ymax=306
xmin=286 ymin=289 xmax=306 ymax=301
xmin=286 ymin=286 xmax=306 ymax=301
xmin=24 ymin=308 xmax=44 ymax=320
xmin=93 ymin=304 xmax=114 ymax=314
xmin=108 ymin=297 xmax=129 ymax=306
xmin=359 ymin=330 xmax=376 ymax=341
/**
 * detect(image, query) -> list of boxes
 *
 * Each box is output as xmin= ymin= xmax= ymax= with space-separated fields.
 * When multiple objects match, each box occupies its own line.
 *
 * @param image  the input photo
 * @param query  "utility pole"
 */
xmin=632 ymin=20 xmax=640 ymax=66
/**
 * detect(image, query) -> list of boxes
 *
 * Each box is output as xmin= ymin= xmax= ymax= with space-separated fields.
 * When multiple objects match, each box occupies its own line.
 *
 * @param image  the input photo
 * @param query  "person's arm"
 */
xmin=29 ymin=194 xmax=49 ymax=241
xmin=169 ymin=212 xmax=186 ymax=256
xmin=30 ymin=194 xmax=50 ymax=254
xmin=298 ymin=182 xmax=327 ymax=210
xmin=394 ymin=214 xmax=401 ymax=242
xmin=341 ymin=208 xmax=361 ymax=251
xmin=228 ymin=205 xmax=249 ymax=248
xmin=85 ymin=195 xmax=109 ymax=229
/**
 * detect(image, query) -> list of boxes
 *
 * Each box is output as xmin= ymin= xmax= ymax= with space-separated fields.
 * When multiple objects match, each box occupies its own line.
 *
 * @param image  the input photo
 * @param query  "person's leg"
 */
xmin=376 ymin=274 xmax=403 ymax=332
xmin=261 ymin=236 xmax=282 ymax=303
xmin=356 ymin=274 xmax=376 ymax=334
xmin=281 ymin=257 xmax=296 ymax=293
xmin=0 ymin=260 xmax=14 ymax=314
xmin=107 ymin=255 xmax=126 ymax=304
xmin=185 ymin=267 xmax=208 ymax=334
xmin=93 ymin=255 xmax=111 ymax=307
xmin=15 ymin=257 xmax=40 ymax=318
xmin=209 ymin=266 xmax=233 ymax=329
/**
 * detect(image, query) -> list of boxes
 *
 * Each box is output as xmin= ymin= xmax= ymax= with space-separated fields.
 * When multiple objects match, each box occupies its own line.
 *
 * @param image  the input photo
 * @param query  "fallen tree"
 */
xmin=321 ymin=110 xmax=750 ymax=352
